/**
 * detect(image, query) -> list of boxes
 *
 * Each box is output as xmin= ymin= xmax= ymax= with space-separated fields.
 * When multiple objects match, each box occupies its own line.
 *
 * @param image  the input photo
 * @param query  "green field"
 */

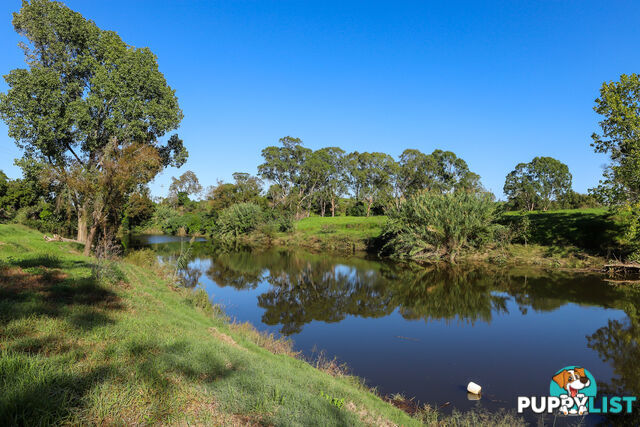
xmin=275 ymin=215 xmax=388 ymax=252
xmin=294 ymin=215 xmax=387 ymax=239
xmin=500 ymin=208 xmax=622 ymax=255
xmin=0 ymin=224 xmax=422 ymax=426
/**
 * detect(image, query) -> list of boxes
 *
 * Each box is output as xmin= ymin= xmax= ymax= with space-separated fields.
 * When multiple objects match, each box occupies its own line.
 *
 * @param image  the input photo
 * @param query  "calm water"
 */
xmin=131 ymin=235 xmax=640 ymax=424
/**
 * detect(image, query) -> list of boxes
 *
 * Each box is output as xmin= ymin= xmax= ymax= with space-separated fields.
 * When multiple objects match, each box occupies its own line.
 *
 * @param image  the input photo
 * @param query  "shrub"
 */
xmin=264 ymin=208 xmax=294 ymax=232
xmin=381 ymin=191 xmax=499 ymax=262
xmin=346 ymin=201 xmax=367 ymax=217
xmin=91 ymin=260 xmax=126 ymax=286
xmin=216 ymin=203 xmax=264 ymax=239
xmin=612 ymin=202 xmax=640 ymax=260
xmin=125 ymin=249 xmax=157 ymax=268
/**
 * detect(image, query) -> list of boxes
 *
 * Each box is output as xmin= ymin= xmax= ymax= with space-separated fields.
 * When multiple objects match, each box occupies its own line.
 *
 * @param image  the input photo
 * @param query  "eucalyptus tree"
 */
xmin=232 ymin=172 xmax=263 ymax=202
xmin=258 ymin=136 xmax=311 ymax=213
xmin=168 ymin=170 xmax=203 ymax=204
xmin=398 ymin=148 xmax=481 ymax=196
xmin=0 ymin=0 xmax=186 ymax=254
xmin=346 ymin=151 xmax=396 ymax=216
xmin=206 ymin=172 xmax=263 ymax=211
xmin=311 ymin=147 xmax=346 ymax=217
xmin=504 ymin=157 xmax=572 ymax=211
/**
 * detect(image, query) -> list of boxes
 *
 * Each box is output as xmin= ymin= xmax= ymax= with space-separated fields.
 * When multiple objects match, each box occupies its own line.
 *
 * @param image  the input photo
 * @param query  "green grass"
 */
xmin=281 ymin=209 xmax=621 ymax=266
xmin=0 ymin=224 xmax=420 ymax=426
xmin=277 ymin=216 xmax=387 ymax=252
xmin=500 ymin=208 xmax=622 ymax=255
xmin=294 ymin=215 xmax=387 ymax=237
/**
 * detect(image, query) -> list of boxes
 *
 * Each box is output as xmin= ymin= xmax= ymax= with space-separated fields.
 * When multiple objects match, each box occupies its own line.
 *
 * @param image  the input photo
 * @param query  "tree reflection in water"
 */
xmin=136 ymin=238 xmax=640 ymax=422
xmin=587 ymin=288 xmax=640 ymax=425
xmin=199 ymin=247 xmax=629 ymax=336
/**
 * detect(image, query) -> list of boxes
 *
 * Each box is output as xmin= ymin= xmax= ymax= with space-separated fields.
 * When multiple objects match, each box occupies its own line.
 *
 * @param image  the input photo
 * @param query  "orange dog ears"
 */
xmin=552 ymin=370 xmax=570 ymax=389
xmin=574 ymin=367 xmax=586 ymax=378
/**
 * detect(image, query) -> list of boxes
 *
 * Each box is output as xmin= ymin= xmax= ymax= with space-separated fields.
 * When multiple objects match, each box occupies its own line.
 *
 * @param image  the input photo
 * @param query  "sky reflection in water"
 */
xmin=131 ymin=235 xmax=640 ymax=424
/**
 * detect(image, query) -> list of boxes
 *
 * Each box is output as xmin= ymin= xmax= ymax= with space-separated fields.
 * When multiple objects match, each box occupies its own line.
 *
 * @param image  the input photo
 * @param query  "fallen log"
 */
xmin=604 ymin=278 xmax=640 ymax=285
xmin=43 ymin=234 xmax=81 ymax=244
xmin=602 ymin=263 xmax=640 ymax=273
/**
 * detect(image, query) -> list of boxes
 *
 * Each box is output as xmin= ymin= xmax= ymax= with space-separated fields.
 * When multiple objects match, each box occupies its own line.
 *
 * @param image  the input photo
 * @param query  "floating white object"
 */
xmin=467 ymin=382 xmax=482 ymax=395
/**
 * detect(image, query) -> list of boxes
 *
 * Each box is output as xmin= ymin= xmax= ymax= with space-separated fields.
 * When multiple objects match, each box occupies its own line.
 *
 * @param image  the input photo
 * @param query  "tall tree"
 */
xmin=346 ymin=152 xmax=395 ymax=216
xmin=591 ymin=74 xmax=640 ymax=205
xmin=0 ymin=0 xmax=186 ymax=254
xmin=304 ymin=147 xmax=345 ymax=217
xmin=206 ymin=172 xmax=263 ymax=211
xmin=169 ymin=170 xmax=203 ymax=203
xmin=504 ymin=157 xmax=572 ymax=211
xmin=398 ymin=148 xmax=481 ymax=196
xmin=258 ymin=136 xmax=312 ymax=216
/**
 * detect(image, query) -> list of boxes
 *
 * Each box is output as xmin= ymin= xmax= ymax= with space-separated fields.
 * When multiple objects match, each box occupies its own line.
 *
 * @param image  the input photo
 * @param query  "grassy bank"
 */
xmin=275 ymin=216 xmax=387 ymax=252
xmin=0 ymin=224 xmax=525 ymax=426
xmin=268 ymin=209 xmax=619 ymax=268
xmin=500 ymin=208 xmax=620 ymax=254
xmin=0 ymin=224 xmax=417 ymax=425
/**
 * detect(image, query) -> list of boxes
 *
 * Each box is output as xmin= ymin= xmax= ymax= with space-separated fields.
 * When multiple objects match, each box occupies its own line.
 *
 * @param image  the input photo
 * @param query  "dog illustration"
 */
xmin=552 ymin=367 xmax=590 ymax=415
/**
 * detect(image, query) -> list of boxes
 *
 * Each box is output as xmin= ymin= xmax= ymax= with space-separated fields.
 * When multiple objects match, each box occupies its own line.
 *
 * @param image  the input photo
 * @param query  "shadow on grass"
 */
xmin=501 ymin=211 xmax=625 ymax=255
xmin=0 ymin=255 xmax=241 ymax=424
xmin=0 ymin=257 xmax=122 ymax=329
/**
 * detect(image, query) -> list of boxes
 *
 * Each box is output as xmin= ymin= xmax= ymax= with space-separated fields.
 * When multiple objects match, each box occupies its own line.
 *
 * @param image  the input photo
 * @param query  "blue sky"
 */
xmin=1 ymin=0 xmax=639 ymax=199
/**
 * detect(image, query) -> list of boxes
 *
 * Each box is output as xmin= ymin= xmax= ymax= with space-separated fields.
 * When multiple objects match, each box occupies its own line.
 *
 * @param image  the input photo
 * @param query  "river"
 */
xmin=129 ymin=234 xmax=639 ymax=424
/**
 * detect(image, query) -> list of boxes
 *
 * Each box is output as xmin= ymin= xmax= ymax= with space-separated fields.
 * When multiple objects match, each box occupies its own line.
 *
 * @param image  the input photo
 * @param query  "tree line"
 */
xmin=1 ymin=0 xmax=639 ymax=261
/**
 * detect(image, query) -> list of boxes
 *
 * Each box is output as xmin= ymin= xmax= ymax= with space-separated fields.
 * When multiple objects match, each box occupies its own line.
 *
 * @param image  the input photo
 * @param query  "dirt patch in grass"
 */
xmin=345 ymin=401 xmax=397 ymax=427
xmin=208 ymin=327 xmax=245 ymax=351
xmin=0 ymin=267 xmax=67 ymax=296
xmin=229 ymin=321 xmax=299 ymax=357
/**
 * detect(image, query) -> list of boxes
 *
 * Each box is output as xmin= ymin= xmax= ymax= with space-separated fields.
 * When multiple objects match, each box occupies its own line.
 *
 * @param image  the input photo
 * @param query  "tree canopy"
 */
xmin=591 ymin=73 xmax=640 ymax=205
xmin=503 ymin=156 xmax=572 ymax=211
xmin=0 ymin=0 xmax=186 ymax=254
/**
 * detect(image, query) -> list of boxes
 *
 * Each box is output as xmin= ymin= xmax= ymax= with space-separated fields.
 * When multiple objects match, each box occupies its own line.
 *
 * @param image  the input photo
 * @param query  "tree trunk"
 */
xmin=320 ymin=200 xmax=325 ymax=217
xmin=77 ymin=207 xmax=88 ymax=243
xmin=83 ymin=224 xmax=97 ymax=256
xmin=331 ymin=197 xmax=335 ymax=217
xmin=366 ymin=198 xmax=373 ymax=217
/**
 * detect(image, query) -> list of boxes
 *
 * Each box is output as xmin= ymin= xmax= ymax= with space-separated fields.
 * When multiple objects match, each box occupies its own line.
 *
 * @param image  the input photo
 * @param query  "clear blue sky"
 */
xmin=1 ymin=0 xmax=638 ymax=199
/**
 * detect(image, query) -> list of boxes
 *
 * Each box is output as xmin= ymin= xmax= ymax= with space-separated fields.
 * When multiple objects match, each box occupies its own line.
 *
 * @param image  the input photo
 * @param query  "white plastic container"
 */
xmin=467 ymin=381 xmax=482 ymax=395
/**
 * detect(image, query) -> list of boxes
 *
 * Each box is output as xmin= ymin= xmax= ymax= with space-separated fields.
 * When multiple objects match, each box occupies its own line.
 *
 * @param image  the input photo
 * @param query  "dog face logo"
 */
xmin=550 ymin=366 xmax=597 ymax=416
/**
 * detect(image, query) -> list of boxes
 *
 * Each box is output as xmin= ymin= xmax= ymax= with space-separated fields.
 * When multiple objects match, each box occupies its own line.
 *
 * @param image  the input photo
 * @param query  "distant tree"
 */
xmin=169 ymin=170 xmax=203 ymax=203
xmin=398 ymin=149 xmax=481 ymax=196
xmin=559 ymin=191 xmax=600 ymax=210
xmin=504 ymin=157 xmax=572 ymax=211
xmin=308 ymin=147 xmax=346 ymax=217
xmin=591 ymin=74 xmax=640 ymax=205
xmin=258 ymin=136 xmax=311 ymax=210
xmin=430 ymin=149 xmax=481 ymax=193
xmin=0 ymin=0 xmax=186 ymax=255
xmin=232 ymin=172 xmax=263 ymax=202
xmin=206 ymin=172 xmax=263 ymax=211
xmin=346 ymin=152 xmax=395 ymax=216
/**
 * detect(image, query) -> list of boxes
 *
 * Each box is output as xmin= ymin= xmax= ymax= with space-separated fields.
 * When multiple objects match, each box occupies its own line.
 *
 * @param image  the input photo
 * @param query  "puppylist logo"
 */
xmin=517 ymin=366 xmax=636 ymax=416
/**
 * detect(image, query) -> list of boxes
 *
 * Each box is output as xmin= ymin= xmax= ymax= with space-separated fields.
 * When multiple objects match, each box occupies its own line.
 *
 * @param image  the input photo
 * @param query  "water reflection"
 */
xmin=199 ymin=248 xmax=629 ymax=335
xmin=130 ymin=236 xmax=640 ymax=421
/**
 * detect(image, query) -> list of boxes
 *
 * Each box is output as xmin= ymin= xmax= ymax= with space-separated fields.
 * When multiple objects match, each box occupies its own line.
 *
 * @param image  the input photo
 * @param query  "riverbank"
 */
xmin=272 ymin=211 xmax=613 ymax=269
xmin=0 ymin=224 xmax=525 ymax=425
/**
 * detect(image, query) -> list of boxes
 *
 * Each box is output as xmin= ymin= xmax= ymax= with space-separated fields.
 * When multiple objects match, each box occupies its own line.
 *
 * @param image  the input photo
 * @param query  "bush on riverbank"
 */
xmin=214 ymin=202 xmax=293 ymax=242
xmin=381 ymin=191 xmax=501 ymax=262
